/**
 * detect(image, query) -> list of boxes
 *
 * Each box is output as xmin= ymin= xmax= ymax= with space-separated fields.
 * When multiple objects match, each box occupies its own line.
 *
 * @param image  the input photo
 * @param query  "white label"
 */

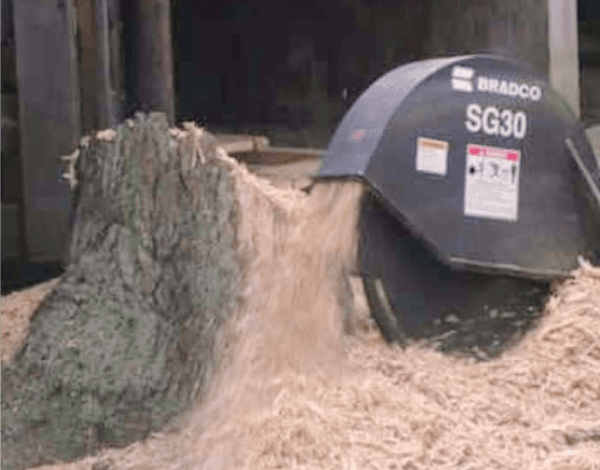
xmin=465 ymin=104 xmax=527 ymax=140
xmin=477 ymin=77 xmax=542 ymax=101
xmin=450 ymin=66 xmax=543 ymax=102
xmin=416 ymin=137 xmax=449 ymax=176
xmin=464 ymin=144 xmax=521 ymax=221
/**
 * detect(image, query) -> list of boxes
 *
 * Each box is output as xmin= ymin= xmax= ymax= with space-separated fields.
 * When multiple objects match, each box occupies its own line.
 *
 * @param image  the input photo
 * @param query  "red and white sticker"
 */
xmin=464 ymin=144 xmax=521 ymax=221
xmin=415 ymin=137 xmax=449 ymax=176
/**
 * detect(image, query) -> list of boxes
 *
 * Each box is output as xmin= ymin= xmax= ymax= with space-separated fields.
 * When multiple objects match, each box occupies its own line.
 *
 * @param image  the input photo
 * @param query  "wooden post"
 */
xmin=94 ymin=0 xmax=117 ymax=128
xmin=75 ymin=0 xmax=123 ymax=132
xmin=548 ymin=0 xmax=581 ymax=118
xmin=74 ymin=0 xmax=97 ymax=133
xmin=107 ymin=0 xmax=125 ymax=123
xmin=14 ymin=0 xmax=80 ymax=263
xmin=125 ymin=0 xmax=175 ymax=124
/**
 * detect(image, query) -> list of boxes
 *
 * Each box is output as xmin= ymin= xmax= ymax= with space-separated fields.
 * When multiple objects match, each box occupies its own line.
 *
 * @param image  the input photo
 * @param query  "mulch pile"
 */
xmin=3 ymin=126 xmax=599 ymax=469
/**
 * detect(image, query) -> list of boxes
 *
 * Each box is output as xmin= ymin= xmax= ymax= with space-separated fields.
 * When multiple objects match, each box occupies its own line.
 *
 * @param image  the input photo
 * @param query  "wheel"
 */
xmin=362 ymin=276 xmax=404 ymax=344
xmin=358 ymin=190 xmax=550 ymax=350
xmin=358 ymin=190 xmax=446 ymax=339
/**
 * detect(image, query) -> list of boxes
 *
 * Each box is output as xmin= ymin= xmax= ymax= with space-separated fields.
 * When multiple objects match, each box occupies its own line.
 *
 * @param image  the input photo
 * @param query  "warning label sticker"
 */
xmin=464 ymin=144 xmax=521 ymax=221
xmin=416 ymin=137 xmax=449 ymax=176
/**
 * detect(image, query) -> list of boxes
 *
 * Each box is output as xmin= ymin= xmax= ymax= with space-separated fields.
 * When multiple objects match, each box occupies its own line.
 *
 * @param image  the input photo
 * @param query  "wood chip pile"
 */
xmin=3 ymin=133 xmax=599 ymax=470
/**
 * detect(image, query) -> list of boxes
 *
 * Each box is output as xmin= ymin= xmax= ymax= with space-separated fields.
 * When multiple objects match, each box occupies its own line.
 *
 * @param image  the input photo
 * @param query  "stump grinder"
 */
xmin=317 ymin=55 xmax=600 ymax=343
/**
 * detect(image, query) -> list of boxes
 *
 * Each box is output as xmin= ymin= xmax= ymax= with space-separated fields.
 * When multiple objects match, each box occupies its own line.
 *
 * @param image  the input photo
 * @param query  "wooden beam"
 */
xmin=245 ymin=146 xmax=324 ymax=166
xmin=214 ymin=132 xmax=323 ymax=166
xmin=14 ymin=0 xmax=80 ymax=263
xmin=214 ymin=132 xmax=324 ymax=166
xmin=214 ymin=134 xmax=270 ymax=154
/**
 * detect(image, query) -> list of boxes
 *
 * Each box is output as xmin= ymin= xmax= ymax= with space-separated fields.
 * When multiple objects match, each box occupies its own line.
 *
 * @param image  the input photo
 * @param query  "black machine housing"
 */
xmin=317 ymin=55 xmax=600 ymax=341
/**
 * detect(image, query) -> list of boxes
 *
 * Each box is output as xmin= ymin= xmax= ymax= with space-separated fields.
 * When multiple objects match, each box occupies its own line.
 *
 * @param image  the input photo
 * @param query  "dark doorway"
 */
xmin=173 ymin=0 xmax=432 ymax=147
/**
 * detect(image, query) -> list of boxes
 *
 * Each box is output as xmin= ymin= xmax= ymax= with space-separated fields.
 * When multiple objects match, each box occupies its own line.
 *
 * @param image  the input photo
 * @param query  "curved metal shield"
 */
xmin=318 ymin=54 xmax=600 ymax=278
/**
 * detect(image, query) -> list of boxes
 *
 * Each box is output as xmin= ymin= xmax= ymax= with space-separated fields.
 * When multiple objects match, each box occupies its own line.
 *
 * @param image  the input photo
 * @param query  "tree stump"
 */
xmin=1 ymin=113 xmax=244 ymax=469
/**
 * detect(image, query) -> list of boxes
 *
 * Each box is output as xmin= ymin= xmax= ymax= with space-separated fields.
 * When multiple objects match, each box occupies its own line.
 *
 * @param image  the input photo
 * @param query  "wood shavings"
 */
xmin=79 ymin=136 xmax=92 ymax=148
xmin=11 ymin=137 xmax=600 ymax=470
xmin=169 ymin=123 xmax=208 ymax=170
xmin=168 ymin=128 xmax=187 ymax=140
xmin=1 ymin=278 xmax=60 ymax=363
xmin=182 ymin=122 xmax=206 ymax=166
xmin=96 ymin=129 xmax=117 ymax=141
xmin=59 ymin=147 xmax=80 ymax=190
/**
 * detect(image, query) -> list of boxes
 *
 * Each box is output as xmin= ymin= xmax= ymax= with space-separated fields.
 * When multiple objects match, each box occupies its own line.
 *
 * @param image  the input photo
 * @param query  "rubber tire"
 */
xmin=362 ymin=276 xmax=403 ymax=344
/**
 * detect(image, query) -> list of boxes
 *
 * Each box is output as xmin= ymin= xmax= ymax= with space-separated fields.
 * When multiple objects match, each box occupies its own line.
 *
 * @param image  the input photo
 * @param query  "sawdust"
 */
xmin=5 ymin=127 xmax=600 ymax=470
xmin=1 ymin=278 xmax=60 ymax=363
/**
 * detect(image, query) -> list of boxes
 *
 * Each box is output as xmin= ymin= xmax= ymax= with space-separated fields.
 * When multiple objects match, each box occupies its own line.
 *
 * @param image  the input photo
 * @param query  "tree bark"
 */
xmin=2 ymin=113 xmax=242 ymax=469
